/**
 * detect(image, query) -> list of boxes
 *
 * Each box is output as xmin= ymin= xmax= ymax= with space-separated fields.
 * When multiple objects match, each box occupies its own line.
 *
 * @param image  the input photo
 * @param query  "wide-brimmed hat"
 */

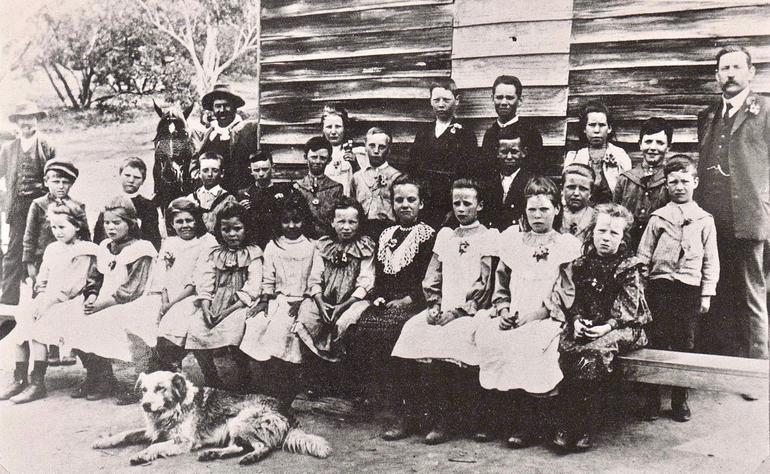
xmin=201 ymin=84 xmax=245 ymax=111
xmin=8 ymin=102 xmax=47 ymax=123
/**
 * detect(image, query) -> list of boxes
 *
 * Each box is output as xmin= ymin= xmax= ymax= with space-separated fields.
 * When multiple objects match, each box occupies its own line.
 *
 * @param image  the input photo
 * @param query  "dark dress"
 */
xmin=409 ymin=121 xmax=478 ymax=228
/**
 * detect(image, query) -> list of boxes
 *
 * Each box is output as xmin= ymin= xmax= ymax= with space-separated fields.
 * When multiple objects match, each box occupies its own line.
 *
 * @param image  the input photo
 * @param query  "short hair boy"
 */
xmin=559 ymin=164 xmax=597 ymax=241
xmin=484 ymin=128 xmax=534 ymax=230
xmin=637 ymin=154 xmax=719 ymax=422
xmin=293 ymin=136 xmax=344 ymax=236
xmin=613 ymin=117 xmax=673 ymax=247
xmin=187 ymin=152 xmax=236 ymax=232
xmin=237 ymin=149 xmax=292 ymax=248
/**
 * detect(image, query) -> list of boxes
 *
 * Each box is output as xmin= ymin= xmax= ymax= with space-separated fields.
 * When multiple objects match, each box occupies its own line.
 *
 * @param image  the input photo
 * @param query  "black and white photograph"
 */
xmin=0 ymin=0 xmax=768 ymax=472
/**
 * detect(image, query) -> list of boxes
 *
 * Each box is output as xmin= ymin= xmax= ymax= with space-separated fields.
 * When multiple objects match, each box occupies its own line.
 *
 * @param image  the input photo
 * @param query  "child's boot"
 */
xmin=47 ymin=345 xmax=61 ymax=366
xmin=10 ymin=361 xmax=47 ymax=404
xmin=507 ymin=394 xmax=542 ymax=448
xmin=71 ymin=351 xmax=95 ymax=398
xmin=0 ymin=361 xmax=28 ymax=400
xmin=641 ymin=384 xmax=660 ymax=420
xmin=671 ymin=387 xmax=691 ymax=422
xmin=86 ymin=356 xmax=117 ymax=401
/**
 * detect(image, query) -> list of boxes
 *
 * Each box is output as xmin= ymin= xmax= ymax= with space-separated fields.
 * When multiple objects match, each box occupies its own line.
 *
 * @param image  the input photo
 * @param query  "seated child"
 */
xmin=351 ymin=127 xmax=404 ymax=238
xmin=564 ymin=101 xmax=632 ymax=204
xmin=187 ymin=152 xmax=236 ymax=232
xmin=390 ymin=179 xmax=499 ymax=444
xmin=559 ymin=164 xmax=597 ymax=241
xmin=294 ymin=197 xmax=374 ymax=362
xmin=637 ymin=155 xmax=719 ymax=422
xmin=474 ymin=177 xmax=582 ymax=446
xmin=93 ymin=157 xmax=162 ymax=250
xmin=0 ymin=201 xmax=98 ymax=403
xmin=484 ymin=128 xmax=535 ymax=231
xmin=293 ymin=137 xmax=344 ymax=237
xmin=546 ymin=203 xmax=651 ymax=451
xmin=614 ymin=117 xmax=673 ymax=248
xmin=237 ymin=149 xmax=293 ymax=249
xmin=158 ymin=202 xmax=262 ymax=390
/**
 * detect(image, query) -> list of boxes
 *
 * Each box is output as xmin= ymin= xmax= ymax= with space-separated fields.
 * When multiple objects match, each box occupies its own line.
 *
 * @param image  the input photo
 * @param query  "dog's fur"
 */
xmin=92 ymin=371 xmax=331 ymax=465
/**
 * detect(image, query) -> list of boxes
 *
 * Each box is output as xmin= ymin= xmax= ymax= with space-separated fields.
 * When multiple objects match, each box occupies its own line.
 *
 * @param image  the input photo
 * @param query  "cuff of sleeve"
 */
xmin=606 ymin=318 xmax=618 ymax=330
xmin=494 ymin=302 xmax=510 ymax=312
xmin=701 ymin=283 xmax=717 ymax=296
xmin=194 ymin=294 xmax=213 ymax=304
xmin=352 ymin=287 xmax=367 ymax=300
xmin=236 ymin=291 xmax=255 ymax=307
xmin=543 ymin=297 xmax=565 ymax=323
xmin=310 ymin=285 xmax=322 ymax=297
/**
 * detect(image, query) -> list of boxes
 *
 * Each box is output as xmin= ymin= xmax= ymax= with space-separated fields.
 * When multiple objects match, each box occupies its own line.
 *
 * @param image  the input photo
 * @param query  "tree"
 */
xmin=134 ymin=0 xmax=261 ymax=98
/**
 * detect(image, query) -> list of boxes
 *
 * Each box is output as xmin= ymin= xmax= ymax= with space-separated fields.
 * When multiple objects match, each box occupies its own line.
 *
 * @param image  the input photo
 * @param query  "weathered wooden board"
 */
xmin=262 ymin=0 xmax=453 ymax=19
xmin=572 ymin=5 xmax=770 ymax=45
xmin=457 ymin=86 xmax=569 ymax=118
xmin=454 ymin=0 xmax=575 ymax=26
xmin=261 ymin=77 xmax=444 ymax=103
xmin=453 ymin=54 xmax=571 ymax=89
xmin=569 ymin=64 xmax=770 ymax=96
xmin=570 ymin=36 xmax=770 ymax=70
xmin=261 ymin=98 xmax=434 ymax=124
xmin=573 ymin=0 xmax=769 ymax=20
xmin=452 ymin=20 xmax=572 ymax=59
xmin=261 ymin=26 xmax=452 ymax=63
xmin=567 ymin=119 xmax=699 ymax=144
xmin=262 ymin=4 xmax=453 ymax=39
xmin=568 ymin=93 xmax=770 ymax=120
xmin=261 ymin=51 xmax=450 ymax=83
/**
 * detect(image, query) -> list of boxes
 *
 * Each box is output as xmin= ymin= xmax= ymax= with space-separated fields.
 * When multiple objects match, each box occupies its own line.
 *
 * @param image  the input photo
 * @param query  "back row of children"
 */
xmin=0 ymin=110 xmax=718 ymax=454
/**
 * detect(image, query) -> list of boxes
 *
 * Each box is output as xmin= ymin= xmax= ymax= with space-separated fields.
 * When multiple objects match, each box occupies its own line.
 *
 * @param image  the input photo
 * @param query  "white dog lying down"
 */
xmin=92 ymin=371 xmax=332 ymax=465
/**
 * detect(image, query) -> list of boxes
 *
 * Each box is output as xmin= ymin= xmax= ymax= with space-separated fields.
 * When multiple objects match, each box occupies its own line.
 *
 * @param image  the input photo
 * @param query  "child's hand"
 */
xmin=432 ymin=310 xmax=457 ymax=327
xmin=202 ymin=307 xmax=217 ymax=328
xmin=494 ymin=307 xmax=509 ymax=320
xmin=385 ymin=296 xmax=411 ymax=309
xmin=247 ymin=301 xmax=269 ymax=319
xmin=583 ymin=324 xmax=612 ymax=340
xmin=426 ymin=305 xmax=441 ymax=324
xmin=499 ymin=310 xmax=517 ymax=330
xmin=699 ymin=296 xmax=711 ymax=314
xmin=238 ymin=198 xmax=252 ymax=210
xmin=83 ymin=295 xmax=98 ymax=314
xmin=573 ymin=318 xmax=587 ymax=338
xmin=26 ymin=264 xmax=37 ymax=282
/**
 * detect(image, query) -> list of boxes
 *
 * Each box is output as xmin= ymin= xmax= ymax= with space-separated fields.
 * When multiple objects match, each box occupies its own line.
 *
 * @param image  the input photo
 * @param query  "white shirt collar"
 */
xmin=723 ymin=88 xmax=751 ymax=117
xmin=500 ymin=168 xmax=521 ymax=183
xmin=19 ymin=133 xmax=37 ymax=152
xmin=368 ymin=161 xmax=389 ymax=171
xmin=497 ymin=115 xmax=520 ymax=128
xmin=199 ymin=185 xmax=224 ymax=196
xmin=458 ymin=220 xmax=481 ymax=230
xmin=435 ymin=120 xmax=452 ymax=137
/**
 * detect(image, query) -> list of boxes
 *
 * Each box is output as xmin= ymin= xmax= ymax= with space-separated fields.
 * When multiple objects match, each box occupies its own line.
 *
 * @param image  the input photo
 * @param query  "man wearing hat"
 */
xmin=194 ymin=84 xmax=256 ymax=193
xmin=0 ymin=102 xmax=56 ymax=305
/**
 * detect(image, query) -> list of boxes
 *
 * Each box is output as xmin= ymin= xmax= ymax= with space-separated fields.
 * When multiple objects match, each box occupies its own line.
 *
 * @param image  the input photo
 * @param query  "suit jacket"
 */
xmin=484 ymin=168 xmax=534 ymax=230
xmin=695 ymin=93 xmax=770 ymax=240
xmin=480 ymin=119 xmax=544 ymax=178
xmin=194 ymin=120 xmax=259 ymax=193
xmin=0 ymin=135 xmax=55 ymax=213
xmin=237 ymin=181 xmax=293 ymax=248
xmin=93 ymin=195 xmax=162 ymax=250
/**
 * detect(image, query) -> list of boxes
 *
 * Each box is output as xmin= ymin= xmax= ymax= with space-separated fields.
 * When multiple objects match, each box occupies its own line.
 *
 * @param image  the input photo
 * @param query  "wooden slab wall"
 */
xmin=567 ymin=0 xmax=770 ymax=165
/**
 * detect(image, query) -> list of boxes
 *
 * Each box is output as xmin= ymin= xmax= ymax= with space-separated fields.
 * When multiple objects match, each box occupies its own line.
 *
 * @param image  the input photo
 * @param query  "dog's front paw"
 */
xmin=92 ymin=436 xmax=114 ymax=449
xmin=129 ymin=451 xmax=153 ymax=465
xmin=197 ymin=450 xmax=219 ymax=462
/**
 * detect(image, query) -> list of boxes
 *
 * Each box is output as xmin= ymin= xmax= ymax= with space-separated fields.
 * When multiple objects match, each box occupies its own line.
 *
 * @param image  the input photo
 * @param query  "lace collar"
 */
xmin=377 ymin=223 xmax=434 ymax=274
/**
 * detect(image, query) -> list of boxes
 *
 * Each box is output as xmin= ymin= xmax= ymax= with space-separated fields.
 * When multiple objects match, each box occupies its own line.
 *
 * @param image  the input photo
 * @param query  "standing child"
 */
xmin=637 ymin=155 xmax=719 ymax=422
xmin=0 ymin=201 xmax=98 ymax=403
xmin=239 ymin=195 xmax=317 ymax=407
xmin=158 ymin=202 xmax=262 ymax=390
xmin=294 ymin=197 xmax=375 ymax=362
xmin=546 ymin=203 xmax=651 ymax=451
xmin=614 ymin=118 xmax=673 ymax=248
xmin=187 ymin=152 xmax=236 ymax=232
xmin=293 ymin=137 xmax=344 ymax=237
xmin=484 ymin=129 xmax=534 ymax=231
xmin=391 ymin=179 xmax=499 ymax=444
xmin=559 ymin=164 xmax=597 ymax=241
xmin=320 ymin=104 xmax=365 ymax=195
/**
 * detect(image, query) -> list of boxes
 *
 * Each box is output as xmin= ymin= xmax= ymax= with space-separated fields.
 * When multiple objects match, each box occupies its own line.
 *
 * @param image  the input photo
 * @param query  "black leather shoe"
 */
xmin=70 ymin=379 xmax=93 ymax=398
xmin=552 ymin=430 xmax=572 ymax=451
xmin=671 ymin=401 xmax=691 ymax=422
xmin=382 ymin=417 xmax=414 ymax=441
xmin=507 ymin=430 xmax=539 ymax=449
xmin=86 ymin=378 xmax=116 ymax=401
xmin=574 ymin=432 xmax=591 ymax=451
xmin=10 ymin=383 xmax=47 ymax=404
xmin=640 ymin=396 xmax=660 ymax=421
xmin=424 ymin=428 xmax=450 ymax=445
xmin=473 ymin=431 xmax=493 ymax=443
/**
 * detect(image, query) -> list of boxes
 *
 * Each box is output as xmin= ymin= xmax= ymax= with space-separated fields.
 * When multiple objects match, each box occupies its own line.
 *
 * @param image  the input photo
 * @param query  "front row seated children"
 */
xmin=0 ymin=201 xmax=98 ymax=403
xmin=545 ymin=203 xmax=651 ymax=451
xmin=473 ymin=177 xmax=582 ymax=446
xmin=294 ymin=137 xmax=344 ymax=237
xmin=559 ymin=164 xmax=597 ymax=242
xmin=158 ymin=202 xmax=262 ymax=391
xmin=637 ymin=155 xmax=719 ymax=422
xmin=391 ymin=179 xmax=499 ymax=444
xmin=188 ymin=152 xmax=236 ymax=232
xmin=294 ymin=197 xmax=375 ymax=363
xmin=239 ymin=195 xmax=317 ymax=408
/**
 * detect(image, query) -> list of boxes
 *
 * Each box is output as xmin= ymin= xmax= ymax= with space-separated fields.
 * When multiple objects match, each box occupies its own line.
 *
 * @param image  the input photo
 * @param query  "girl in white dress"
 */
xmin=0 ymin=201 xmax=98 ymax=404
xmin=474 ymin=177 xmax=582 ymax=446
xmin=390 ymin=179 xmax=498 ymax=444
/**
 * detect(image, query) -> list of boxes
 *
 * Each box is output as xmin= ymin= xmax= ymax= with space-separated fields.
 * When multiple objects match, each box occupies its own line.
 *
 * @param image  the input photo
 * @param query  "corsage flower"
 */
xmin=533 ymin=245 xmax=550 ymax=262
xmin=162 ymin=251 xmax=176 ymax=270
xmin=450 ymin=123 xmax=463 ymax=134
xmin=747 ymin=96 xmax=760 ymax=116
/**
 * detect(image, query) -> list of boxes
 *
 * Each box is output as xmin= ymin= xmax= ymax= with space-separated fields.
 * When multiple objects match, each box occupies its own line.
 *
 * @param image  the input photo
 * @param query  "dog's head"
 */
xmin=136 ymin=371 xmax=194 ymax=415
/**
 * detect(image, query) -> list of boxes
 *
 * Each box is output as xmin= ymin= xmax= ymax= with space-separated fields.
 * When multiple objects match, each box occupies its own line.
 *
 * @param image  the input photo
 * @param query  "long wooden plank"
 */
xmin=262 ymin=4 xmax=453 ymax=39
xmin=619 ymin=349 xmax=769 ymax=395
xmin=570 ymin=36 xmax=770 ymax=71
xmin=261 ymin=51 xmax=450 ymax=83
xmin=453 ymin=54 xmax=571 ymax=89
xmin=452 ymin=20 xmax=572 ymax=59
xmin=573 ymin=0 xmax=769 ymax=20
xmin=569 ymin=64 xmax=770 ymax=96
xmin=572 ymin=5 xmax=770 ymax=45
xmin=454 ymin=0 xmax=574 ymax=26
xmin=261 ymin=98 xmax=434 ymax=124
xmin=567 ymin=94 xmax=721 ymax=121
xmin=465 ymin=117 xmax=567 ymax=146
xmin=567 ymin=120 xmax=699 ymax=144
xmin=457 ymin=86 xmax=569 ymax=118
xmin=262 ymin=0 xmax=452 ymax=20
xmin=261 ymin=77 xmax=444 ymax=103
xmin=261 ymin=27 xmax=452 ymax=63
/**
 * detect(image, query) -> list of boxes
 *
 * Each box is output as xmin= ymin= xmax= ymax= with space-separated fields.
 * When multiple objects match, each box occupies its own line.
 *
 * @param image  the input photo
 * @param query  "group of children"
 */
xmin=0 ymin=100 xmax=720 ymax=454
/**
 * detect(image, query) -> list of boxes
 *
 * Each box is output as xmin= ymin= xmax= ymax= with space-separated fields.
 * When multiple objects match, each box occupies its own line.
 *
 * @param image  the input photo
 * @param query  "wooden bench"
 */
xmin=619 ymin=349 xmax=769 ymax=396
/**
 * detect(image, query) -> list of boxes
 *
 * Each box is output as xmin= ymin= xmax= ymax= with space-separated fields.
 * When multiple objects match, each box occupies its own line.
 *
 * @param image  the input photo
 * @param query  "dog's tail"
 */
xmin=283 ymin=428 xmax=332 ymax=458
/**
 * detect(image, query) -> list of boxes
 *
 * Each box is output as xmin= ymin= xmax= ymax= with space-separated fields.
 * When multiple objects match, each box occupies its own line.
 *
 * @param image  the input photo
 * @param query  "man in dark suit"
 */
xmin=480 ymin=75 xmax=544 ymax=179
xmin=484 ymin=128 xmax=534 ymax=231
xmin=194 ymin=84 xmax=256 ymax=194
xmin=695 ymin=46 xmax=770 ymax=365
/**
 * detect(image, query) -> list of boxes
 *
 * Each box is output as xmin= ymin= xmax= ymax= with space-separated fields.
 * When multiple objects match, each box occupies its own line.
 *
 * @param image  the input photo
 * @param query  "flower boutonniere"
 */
xmin=450 ymin=123 xmax=463 ymax=134
xmin=162 ymin=251 xmax=176 ymax=270
xmin=385 ymin=238 xmax=399 ymax=251
xmin=682 ymin=218 xmax=692 ymax=227
xmin=458 ymin=240 xmax=470 ymax=255
xmin=533 ymin=245 xmax=550 ymax=262
xmin=747 ymin=96 xmax=761 ymax=116
xmin=108 ymin=260 xmax=117 ymax=271
xmin=274 ymin=192 xmax=284 ymax=200
xmin=331 ymin=250 xmax=350 ymax=267
xmin=589 ymin=278 xmax=605 ymax=293
xmin=603 ymin=153 xmax=618 ymax=168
